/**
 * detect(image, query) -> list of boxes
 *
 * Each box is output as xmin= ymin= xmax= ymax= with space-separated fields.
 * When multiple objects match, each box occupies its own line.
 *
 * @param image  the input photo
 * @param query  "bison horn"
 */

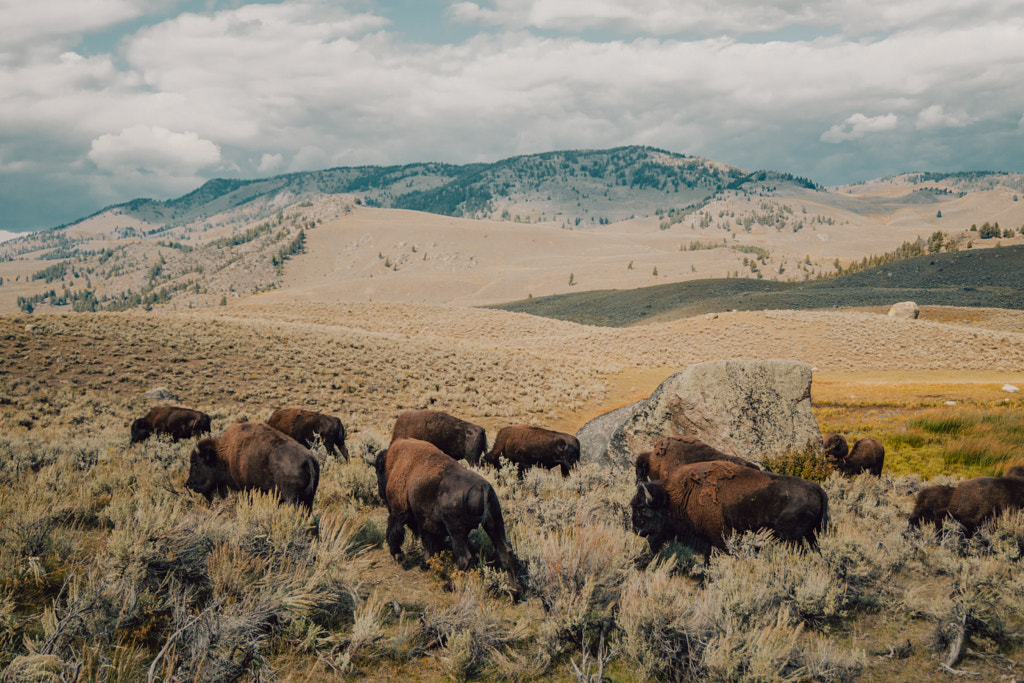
xmin=641 ymin=484 xmax=653 ymax=505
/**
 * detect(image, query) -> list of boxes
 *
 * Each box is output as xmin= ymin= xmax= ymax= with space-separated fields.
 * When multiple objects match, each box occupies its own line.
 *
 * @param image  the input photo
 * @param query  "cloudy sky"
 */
xmin=2 ymin=0 xmax=1024 ymax=231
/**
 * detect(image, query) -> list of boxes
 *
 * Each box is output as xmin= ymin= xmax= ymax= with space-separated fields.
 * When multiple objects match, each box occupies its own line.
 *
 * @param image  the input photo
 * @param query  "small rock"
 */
xmin=1003 ymin=384 xmax=1020 ymax=393
xmin=887 ymin=301 xmax=919 ymax=319
xmin=945 ymin=400 xmax=957 ymax=406
xmin=144 ymin=387 xmax=178 ymax=402
xmin=705 ymin=312 xmax=718 ymax=320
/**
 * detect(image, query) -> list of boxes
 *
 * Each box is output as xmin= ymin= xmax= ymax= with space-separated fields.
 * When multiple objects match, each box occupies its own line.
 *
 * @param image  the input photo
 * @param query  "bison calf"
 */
xmin=186 ymin=421 xmax=320 ymax=510
xmin=268 ymin=407 xmax=349 ymax=461
xmin=635 ymin=435 xmax=758 ymax=484
xmin=131 ymin=405 xmax=211 ymax=443
xmin=826 ymin=435 xmax=884 ymax=476
xmin=631 ymin=461 xmax=828 ymax=554
xmin=483 ymin=424 xmax=580 ymax=477
xmin=391 ymin=409 xmax=487 ymax=465
xmin=375 ymin=438 xmax=520 ymax=593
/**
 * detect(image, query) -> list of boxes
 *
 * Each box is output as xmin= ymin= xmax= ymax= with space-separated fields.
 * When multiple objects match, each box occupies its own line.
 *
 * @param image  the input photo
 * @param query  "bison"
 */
xmin=131 ymin=405 xmax=211 ymax=443
xmin=374 ymin=438 xmax=520 ymax=593
xmin=631 ymin=460 xmax=828 ymax=554
xmin=825 ymin=435 xmax=884 ymax=476
xmin=1004 ymin=466 xmax=1024 ymax=479
xmin=908 ymin=484 xmax=956 ymax=528
xmin=634 ymin=435 xmax=758 ymax=484
xmin=391 ymin=409 xmax=487 ymax=465
xmin=267 ymin=407 xmax=350 ymax=461
xmin=945 ymin=475 xmax=1024 ymax=534
xmin=186 ymin=421 xmax=320 ymax=510
xmin=482 ymin=424 xmax=580 ymax=477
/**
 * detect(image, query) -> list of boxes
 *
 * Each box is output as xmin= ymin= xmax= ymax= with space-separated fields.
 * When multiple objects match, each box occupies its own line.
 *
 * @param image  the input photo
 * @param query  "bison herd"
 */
xmin=131 ymin=403 xmax=1023 ymax=596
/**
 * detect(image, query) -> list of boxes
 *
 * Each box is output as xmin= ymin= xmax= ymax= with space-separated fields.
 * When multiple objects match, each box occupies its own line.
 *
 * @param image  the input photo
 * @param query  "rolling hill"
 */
xmin=489 ymin=244 xmax=1024 ymax=326
xmin=1 ymin=146 xmax=1022 ymax=316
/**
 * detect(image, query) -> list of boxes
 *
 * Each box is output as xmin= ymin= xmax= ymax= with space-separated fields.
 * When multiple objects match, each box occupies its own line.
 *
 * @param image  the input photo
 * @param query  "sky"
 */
xmin=2 ymin=0 xmax=1024 ymax=232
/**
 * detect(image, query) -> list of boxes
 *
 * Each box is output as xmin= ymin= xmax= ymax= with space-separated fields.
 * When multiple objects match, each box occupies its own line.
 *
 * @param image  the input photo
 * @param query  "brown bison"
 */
xmin=1004 ymin=466 xmax=1024 ymax=479
xmin=908 ymin=485 xmax=956 ymax=528
xmin=631 ymin=461 xmax=828 ymax=553
xmin=267 ymin=407 xmax=349 ymax=461
xmin=391 ymin=409 xmax=487 ymax=465
xmin=946 ymin=475 xmax=1024 ymax=534
xmin=131 ymin=405 xmax=211 ymax=443
xmin=825 ymin=435 xmax=884 ymax=476
xmin=634 ymin=435 xmax=758 ymax=484
xmin=186 ymin=421 xmax=319 ymax=510
xmin=482 ymin=424 xmax=580 ymax=477
xmin=374 ymin=438 xmax=520 ymax=593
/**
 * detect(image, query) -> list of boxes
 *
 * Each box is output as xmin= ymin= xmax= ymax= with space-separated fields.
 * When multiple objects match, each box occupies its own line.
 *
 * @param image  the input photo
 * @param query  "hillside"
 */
xmin=1 ymin=147 xmax=1023 ymax=315
xmin=491 ymin=244 xmax=1024 ymax=326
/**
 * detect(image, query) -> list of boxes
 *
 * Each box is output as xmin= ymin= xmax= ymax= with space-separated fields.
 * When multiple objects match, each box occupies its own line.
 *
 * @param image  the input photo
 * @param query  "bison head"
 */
xmin=373 ymin=447 xmax=389 ymax=502
xmin=630 ymin=481 xmax=670 ymax=549
xmin=822 ymin=433 xmax=849 ymax=460
xmin=130 ymin=418 xmax=153 ymax=444
xmin=185 ymin=439 xmax=220 ymax=500
xmin=465 ymin=425 xmax=487 ymax=465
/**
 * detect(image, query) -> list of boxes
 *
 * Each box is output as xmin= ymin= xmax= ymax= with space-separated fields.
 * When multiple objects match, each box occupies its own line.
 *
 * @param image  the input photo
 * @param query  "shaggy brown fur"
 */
xmin=634 ymin=435 xmax=758 ymax=484
xmin=375 ymin=438 xmax=520 ymax=594
xmin=828 ymin=436 xmax=884 ymax=476
xmin=483 ymin=424 xmax=580 ymax=477
xmin=391 ymin=409 xmax=488 ymax=465
xmin=908 ymin=485 xmax=955 ymax=528
xmin=631 ymin=460 xmax=828 ymax=553
xmin=946 ymin=476 xmax=1024 ymax=534
xmin=186 ymin=421 xmax=319 ymax=510
xmin=822 ymin=433 xmax=849 ymax=459
xmin=131 ymin=405 xmax=210 ymax=443
xmin=268 ymin=407 xmax=349 ymax=461
xmin=1004 ymin=466 xmax=1024 ymax=479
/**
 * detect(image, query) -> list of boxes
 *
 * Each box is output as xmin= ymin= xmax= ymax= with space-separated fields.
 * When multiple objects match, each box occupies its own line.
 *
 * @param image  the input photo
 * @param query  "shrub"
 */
xmin=763 ymin=442 xmax=835 ymax=482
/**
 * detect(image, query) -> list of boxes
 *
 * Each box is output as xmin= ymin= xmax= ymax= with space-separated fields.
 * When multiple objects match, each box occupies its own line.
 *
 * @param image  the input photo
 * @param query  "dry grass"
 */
xmin=2 ymin=302 xmax=1024 ymax=680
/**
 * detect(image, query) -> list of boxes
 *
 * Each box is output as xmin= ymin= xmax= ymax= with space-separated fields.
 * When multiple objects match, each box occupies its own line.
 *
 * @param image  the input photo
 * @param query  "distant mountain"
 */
xmin=90 ymin=146 xmax=823 ymax=230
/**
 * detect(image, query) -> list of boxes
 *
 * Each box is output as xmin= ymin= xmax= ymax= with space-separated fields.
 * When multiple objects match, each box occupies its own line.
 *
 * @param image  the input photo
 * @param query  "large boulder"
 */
xmin=593 ymin=360 xmax=820 ymax=467
xmin=575 ymin=400 xmax=643 ymax=467
xmin=887 ymin=301 xmax=919 ymax=319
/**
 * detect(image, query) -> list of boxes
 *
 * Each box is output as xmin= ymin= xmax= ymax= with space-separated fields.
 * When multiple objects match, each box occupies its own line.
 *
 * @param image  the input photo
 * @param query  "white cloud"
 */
xmin=821 ymin=113 xmax=899 ymax=143
xmin=445 ymin=0 xmax=1024 ymax=36
xmin=915 ymin=104 xmax=973 ymax=130
xmin=88 ymin=125 xmax=221 ymax=174
xmin=257 ymin=153 xmax=284 ymax=174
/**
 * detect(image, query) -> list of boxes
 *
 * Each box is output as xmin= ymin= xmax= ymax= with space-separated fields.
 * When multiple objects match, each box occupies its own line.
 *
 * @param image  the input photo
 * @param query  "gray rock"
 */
xmin=575 ymin=400 xmax=643 ymax=466
xmin=887 ymin=301 xmax=919 ymax=319
xmin=143 ymin=387 xmax=178 ymax=402
xmin=601 ymin=359 xmax=820 ymax=467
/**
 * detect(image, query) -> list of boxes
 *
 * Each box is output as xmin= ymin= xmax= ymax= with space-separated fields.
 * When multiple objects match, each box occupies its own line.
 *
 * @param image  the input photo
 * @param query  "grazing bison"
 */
xmin=631 ymin=461 xmax=828 ymax=554
xmin=374 ymin=438 xmax=520 ymax=593
xmin=635 ymin=435 xmax=758 ymax=484
xmin=908 ymin=485 xmax=956 ymax=528
xmin=268 ymin=407 xmax=349 ymax=461
xmin=822 ymin=433 xmax=849 ymax=460
xmin=131 ymin=405 xmax=211 ymax=443
xmin=945 ymin=475 xmax=1024 ymax=534
xmin=482 ymin=424 xmax=580 ymax=477
xmin=186 ymin=421 xmax=319 ymax=510
xmin=1004 ymin=466 xmax=1024 ymax=479
xmin=826 ymin=435 xmax=885 ymax=476
xmin=391 ymin=409 xmax=487 ymax=465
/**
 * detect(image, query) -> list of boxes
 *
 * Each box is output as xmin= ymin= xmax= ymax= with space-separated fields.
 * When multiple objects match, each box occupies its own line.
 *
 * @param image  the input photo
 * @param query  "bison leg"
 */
xmin=420 ymin=530 xmax=448 ymax=559
xmin=559 ymin=462 xmax=571 ymax=478
xmin=386 ymin=513 xmax=407 ymax=562
xmin=481 ymin=493 xmax=522 ymax=594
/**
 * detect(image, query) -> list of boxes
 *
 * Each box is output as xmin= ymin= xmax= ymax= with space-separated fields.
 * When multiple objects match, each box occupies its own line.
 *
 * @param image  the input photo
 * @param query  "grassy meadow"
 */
xmin=2 ymin=303 xmax=1024 ymax=681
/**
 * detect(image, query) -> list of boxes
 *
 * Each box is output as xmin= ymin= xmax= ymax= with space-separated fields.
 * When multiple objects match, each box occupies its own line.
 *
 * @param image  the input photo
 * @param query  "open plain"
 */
xmin=3 ymin=158 xmax=1024 ymax=680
